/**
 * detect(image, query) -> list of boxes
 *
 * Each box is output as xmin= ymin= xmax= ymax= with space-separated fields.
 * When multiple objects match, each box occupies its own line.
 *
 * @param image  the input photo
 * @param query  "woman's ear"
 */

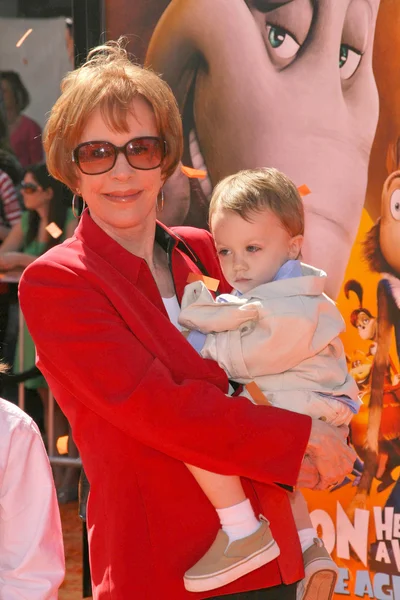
xmin=288 ymin=234 xmax=304 ymax=260
xmin=45 ymin=187 xmax=54 ymax=202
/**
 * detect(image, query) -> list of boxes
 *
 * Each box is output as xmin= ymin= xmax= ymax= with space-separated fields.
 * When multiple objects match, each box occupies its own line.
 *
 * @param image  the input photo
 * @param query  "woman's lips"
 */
xmin=104 ymin=190 xmax=141 ymax=202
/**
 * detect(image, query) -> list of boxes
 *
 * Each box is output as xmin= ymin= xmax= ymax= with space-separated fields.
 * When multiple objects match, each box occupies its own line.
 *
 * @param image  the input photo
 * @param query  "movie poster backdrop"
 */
xmin=107 ymin=2 xmax=400 ymax=597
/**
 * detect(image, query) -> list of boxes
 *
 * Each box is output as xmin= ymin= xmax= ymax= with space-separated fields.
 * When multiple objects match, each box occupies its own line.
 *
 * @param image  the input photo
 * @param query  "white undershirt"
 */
xmin=164 ymin=295 xmax=235 ymax=395
xmin=162 ymin=295 xmax=184 ymax=331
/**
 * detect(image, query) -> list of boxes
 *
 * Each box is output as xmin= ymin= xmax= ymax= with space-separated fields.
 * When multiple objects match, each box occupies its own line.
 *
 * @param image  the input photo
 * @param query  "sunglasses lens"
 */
xmin=77 ymin=142 xmax=116 ymax=175
xmin=126 ymin=138 xmax=163 ymax=170
xmin=21 ymin=183 xmax=38 ymax=194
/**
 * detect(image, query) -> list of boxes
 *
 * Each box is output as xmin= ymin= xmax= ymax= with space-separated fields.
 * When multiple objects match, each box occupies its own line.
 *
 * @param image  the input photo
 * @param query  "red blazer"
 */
xmin=19 ymin=211 xmax=311 ymax=600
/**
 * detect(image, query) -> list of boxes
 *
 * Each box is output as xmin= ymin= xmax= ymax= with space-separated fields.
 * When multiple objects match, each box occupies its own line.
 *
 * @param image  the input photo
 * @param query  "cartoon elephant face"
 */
xmin=146 ymin=0 xmax=380 ymax=298
xmin=380 ymin=171 xmax=400 ymax=275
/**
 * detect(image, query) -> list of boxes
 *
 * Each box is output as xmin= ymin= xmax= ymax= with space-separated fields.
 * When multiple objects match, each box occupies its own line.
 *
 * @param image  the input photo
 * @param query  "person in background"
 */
xmin=0 ymin=109 xmax=22 ymax=242
xmin=0 ymin=162 xmax=77 ymax=495
xmin=0 ymin=169 xmax=21 ymax=242
xmin=0 ymin=364 xmax=65 ymax=599
xmin=0 ymin=110 xmax=23 ymax=360
xmin=0 ymin=109 xmax=23 ymax=186
xmin=19 ymin=40 xmax=355 ymax=600
xmin=0 ymin=162 xmax=75 ymax=274
xmin=0 ymin=71 xmax=43 ymax=168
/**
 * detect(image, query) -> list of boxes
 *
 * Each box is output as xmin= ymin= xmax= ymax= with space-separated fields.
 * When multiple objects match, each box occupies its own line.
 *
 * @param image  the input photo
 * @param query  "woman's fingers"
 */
xmin=304 ymin=420 xmax=357 ymax=490
xmin=297 ymin=455 xmax=320 ymax=489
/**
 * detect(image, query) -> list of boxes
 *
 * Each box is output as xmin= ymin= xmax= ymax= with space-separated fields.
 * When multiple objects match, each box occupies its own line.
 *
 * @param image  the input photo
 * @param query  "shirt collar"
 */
xmin=272 ymin=259 xmax=303 ymax=282
xmin=74 ymin=209 xmax=183 ymax=284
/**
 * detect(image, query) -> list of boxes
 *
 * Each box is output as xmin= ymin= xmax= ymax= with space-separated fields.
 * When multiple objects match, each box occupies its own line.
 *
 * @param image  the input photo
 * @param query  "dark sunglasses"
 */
xmin=20 ymin=182 xmax=39 ymax=194
xmin=71 ymin=136 xmax=167 ymax=175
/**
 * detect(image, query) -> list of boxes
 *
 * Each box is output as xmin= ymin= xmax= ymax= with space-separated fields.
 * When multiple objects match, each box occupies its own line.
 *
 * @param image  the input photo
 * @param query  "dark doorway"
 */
xmin=72 ymin=0 xmax=105 ymax=66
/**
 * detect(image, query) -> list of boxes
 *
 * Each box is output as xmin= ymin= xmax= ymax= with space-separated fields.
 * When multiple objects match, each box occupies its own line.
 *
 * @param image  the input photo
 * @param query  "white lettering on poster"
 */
xmin=309 ymin=504 xmax=400 ymax=598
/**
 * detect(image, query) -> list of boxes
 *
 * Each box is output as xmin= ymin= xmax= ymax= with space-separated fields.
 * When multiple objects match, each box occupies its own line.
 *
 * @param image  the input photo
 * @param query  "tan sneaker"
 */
xmin=296 ymin=538 xmax=338 ymax=600
xmin=183 ymin=516 xmax=280 ymax=593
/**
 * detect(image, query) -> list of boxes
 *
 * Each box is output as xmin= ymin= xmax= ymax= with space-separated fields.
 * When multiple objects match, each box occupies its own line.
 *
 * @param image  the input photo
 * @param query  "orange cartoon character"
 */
xmin=350 ymin=169 xmax=400 ymax=509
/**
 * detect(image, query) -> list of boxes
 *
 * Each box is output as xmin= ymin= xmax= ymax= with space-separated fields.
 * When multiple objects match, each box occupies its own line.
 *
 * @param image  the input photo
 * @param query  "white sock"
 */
xmin=298 ymin=527 xmax=318 ymax=553
xmin=216 ymin=498 xmax=261 ymax=543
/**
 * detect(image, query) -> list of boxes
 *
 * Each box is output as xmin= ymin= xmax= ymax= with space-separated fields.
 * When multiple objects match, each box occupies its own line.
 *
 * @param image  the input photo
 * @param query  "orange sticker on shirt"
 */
xmin=245 ymin=381 xmax=270 ymax=406
xmin=45 ymin=222 xmax=63 ymax=239
xmin=187 ymin=272 xmax=220 ymax=292
xmin=181 ymin=165 xmax=208 ymax=179
xmin=297 ymin=184 xmax=311 ymax=197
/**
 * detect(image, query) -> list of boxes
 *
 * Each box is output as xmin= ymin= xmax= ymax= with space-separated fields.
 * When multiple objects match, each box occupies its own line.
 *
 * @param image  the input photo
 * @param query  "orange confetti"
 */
xmin=16 ymin=28 xmax=33 ymax=48
xmin=245 ymin=381 xmax=270 ymax=406
xmin=181 ymin=165 xmax=207 ymax=179
xmin=56 ymin=435 xmax=69 ymax=455
xmin=187 ymin=272 xmax=220 ymax=292
xmin=297 ymin=184 xmax=311 ymax=197
xmin=45 ymin=222 xmax=63 ymax=239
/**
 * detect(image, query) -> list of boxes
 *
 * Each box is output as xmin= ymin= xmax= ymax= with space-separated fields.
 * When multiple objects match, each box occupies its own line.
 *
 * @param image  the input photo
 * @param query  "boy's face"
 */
xmin=211 ymin=208 xmax=303 ymax=294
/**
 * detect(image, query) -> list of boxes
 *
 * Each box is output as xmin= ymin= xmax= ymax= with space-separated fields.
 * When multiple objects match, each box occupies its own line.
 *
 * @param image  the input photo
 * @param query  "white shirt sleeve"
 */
xmin=0 ymin=413 xmax=65 ymax=599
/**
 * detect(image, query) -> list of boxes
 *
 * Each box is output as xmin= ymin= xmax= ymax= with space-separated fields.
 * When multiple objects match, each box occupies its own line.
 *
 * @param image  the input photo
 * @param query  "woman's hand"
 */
xmin=297 ymin=420 xmax=356 ymax=490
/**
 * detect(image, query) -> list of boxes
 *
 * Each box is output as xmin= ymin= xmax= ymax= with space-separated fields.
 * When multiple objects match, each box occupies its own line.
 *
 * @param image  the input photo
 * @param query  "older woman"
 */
xmin=19 ymin=40 xmax=355 ymax=600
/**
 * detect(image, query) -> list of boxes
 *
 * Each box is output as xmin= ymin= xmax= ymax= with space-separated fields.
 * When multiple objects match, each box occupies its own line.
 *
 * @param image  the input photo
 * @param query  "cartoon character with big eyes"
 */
xmin=146 ymin=0 xmax=381 ymax=299
xmin=346 ymin=168 xmax=400 ymax=519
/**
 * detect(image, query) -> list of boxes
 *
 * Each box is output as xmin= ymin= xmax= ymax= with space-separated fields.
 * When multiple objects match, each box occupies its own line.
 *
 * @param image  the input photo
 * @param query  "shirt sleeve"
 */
xmin=19 ymin=258 xmax=311 ymax=489
xmin=186 ymin=329 xmax=207 ymax=352
xmin=0 ymin=419 xmax=65 ymax=599
xmin=0 ymin=172 xmax=21 ymax=227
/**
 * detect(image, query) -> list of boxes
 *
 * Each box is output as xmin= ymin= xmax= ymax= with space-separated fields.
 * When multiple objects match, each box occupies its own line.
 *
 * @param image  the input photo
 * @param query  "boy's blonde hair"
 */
xmin=44 ymin=38 xmax=183 ymax=191
xmin=209 ymin=168 xmax=304 ymax=237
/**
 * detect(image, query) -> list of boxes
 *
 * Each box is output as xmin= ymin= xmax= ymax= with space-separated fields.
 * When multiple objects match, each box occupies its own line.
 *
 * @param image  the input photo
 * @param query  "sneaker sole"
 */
xmin=300 ymin=569 xmax=338 ymax=600
xmin=183 ymin=540 xmax=280 ymax=593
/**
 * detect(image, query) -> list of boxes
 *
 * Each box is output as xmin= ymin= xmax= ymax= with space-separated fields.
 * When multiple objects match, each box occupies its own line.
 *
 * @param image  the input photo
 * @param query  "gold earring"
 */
xmin=72 ymin=194 xmax=86 ymax=218
xmin=156 ymin=188 xmax=164 ymax=212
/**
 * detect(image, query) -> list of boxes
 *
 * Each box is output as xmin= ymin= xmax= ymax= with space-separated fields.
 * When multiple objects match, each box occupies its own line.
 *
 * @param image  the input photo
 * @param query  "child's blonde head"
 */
xmin=209 ymin=167 xmax=304 ymax=237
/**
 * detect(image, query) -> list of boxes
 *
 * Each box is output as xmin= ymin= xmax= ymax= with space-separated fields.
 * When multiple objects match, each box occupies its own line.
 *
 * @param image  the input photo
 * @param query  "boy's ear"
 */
xmin=288 ymin=234 xmax=303 ymax=259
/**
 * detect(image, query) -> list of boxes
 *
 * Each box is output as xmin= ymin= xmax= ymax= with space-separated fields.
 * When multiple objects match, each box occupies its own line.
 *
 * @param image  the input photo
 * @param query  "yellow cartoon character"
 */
xmin=347 ymin=349 xmax=373 ymax=391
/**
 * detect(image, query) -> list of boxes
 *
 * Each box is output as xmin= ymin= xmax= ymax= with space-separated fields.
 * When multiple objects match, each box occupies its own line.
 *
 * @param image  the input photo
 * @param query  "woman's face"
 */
xmin=21 ymin=172 xmax=52 ymax=212
xmin=75 ymin=97 xmax=163 ymax=238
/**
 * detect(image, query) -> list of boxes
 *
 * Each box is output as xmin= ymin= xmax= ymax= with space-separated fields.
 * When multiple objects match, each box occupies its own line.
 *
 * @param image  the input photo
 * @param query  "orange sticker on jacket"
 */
xmin=187 ymin=272 xmax=220 ymax=292
xmin=45 ymin=222 xmax=63 ymax=239
xmin=181 ymin=165 xmax=207 ymax=179
xmin=297 ymin=184 xmax=311 ymax=197
xmin=245 ymin=381 xmax=270 ymax=406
